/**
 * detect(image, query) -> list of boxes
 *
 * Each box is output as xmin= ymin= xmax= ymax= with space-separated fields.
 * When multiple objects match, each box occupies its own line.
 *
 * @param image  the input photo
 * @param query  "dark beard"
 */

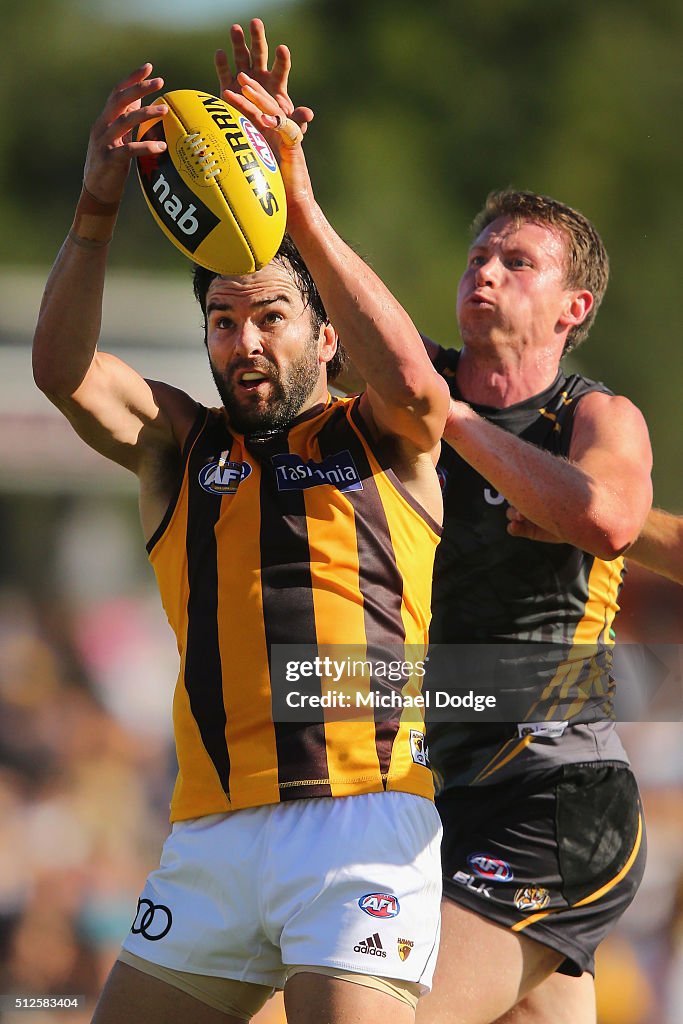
xmin=210 ymin=338 xmax=322 ymax=436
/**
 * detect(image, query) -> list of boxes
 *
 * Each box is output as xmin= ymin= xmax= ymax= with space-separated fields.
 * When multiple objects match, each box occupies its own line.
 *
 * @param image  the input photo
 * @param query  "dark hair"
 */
xmin=192 ymin=234 xmax=346 ymax=380
xmin=471 ymin=189 xmax=609 ymax=354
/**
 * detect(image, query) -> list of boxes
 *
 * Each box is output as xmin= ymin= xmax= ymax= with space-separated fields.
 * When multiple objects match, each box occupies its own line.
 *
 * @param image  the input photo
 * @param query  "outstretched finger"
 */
xmin=236 ymin=73 xmax=279 ymax=112
xmin=248 ymin=18 xmax=269 ymax=73
xmin=230 ymin=23 xmax=252 ymax=74
xmin=271 ymin=43 xmax=294 ymax=112
xmin=215 ymin=48 xmax=235 ymax=94
xmin=99 ymin=72 xmax=164 ymax=128
xmin=101 ymin=103 xmax=168 ymax=147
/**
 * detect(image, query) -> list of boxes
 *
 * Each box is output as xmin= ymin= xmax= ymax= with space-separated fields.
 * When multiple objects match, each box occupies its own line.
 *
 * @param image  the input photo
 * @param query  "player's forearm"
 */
xmin=287 ymin=201 xmax=448 ymax=437
xmin=32 ymin=230 xmax=111 ymax=401
xmin=445 ymin=401 xmax=637 ymax=558
xmin=626 ymin=508 xmax=683 ymax=584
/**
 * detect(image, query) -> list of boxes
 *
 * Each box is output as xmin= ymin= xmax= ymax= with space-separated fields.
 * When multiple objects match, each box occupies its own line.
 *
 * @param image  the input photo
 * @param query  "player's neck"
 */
xmin=456 ymin=343 xmax=562 ymax=408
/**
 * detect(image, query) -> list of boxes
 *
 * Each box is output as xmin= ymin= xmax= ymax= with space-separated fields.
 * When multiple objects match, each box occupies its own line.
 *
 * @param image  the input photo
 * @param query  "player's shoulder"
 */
xmin=145 ymin=379 xmax=203 ymax=452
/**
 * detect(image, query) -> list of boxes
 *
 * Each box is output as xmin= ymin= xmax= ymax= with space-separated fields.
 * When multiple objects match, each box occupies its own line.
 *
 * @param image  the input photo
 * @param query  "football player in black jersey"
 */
xmin=418 ymin=192 xmax=652 ymax=1024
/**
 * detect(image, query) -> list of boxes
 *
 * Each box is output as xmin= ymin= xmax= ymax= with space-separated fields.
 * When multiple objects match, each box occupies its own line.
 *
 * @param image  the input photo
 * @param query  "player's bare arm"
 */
xmin=626 ymin=507 xmax=683 ymax=584
xmin=220 ymin=45 xmax=449 ymax=496
xmin=444 ymin=388 xmax=652 ymax=558
xmin=32 ymin=66 xmax=198 ymax=536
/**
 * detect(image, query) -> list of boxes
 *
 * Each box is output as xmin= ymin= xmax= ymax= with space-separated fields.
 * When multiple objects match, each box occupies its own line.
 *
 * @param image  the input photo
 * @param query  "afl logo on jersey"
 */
xmin=199 ymin=459 xmax=252 ymax=495
xmin=358 ymin=893 xmax=400 ymax=919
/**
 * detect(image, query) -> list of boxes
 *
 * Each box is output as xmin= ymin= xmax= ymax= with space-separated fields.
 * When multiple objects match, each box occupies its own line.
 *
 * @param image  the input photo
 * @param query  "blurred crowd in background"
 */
xmin=0 ymin=495 xmax=681 ymax=1024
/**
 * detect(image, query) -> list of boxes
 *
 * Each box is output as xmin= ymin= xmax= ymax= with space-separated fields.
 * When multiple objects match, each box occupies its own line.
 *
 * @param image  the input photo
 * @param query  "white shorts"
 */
xmin=122 ymin=792 xmax=442 ymax=992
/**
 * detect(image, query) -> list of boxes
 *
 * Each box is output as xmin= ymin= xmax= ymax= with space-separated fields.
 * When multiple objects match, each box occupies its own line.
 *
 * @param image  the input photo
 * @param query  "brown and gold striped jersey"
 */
xmin=148 ymin=394 xmax=441 ymax=820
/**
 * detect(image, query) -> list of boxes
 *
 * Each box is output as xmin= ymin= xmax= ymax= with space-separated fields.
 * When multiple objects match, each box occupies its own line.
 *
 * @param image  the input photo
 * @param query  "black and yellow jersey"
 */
xmin=147 ymin=394 xmax=441 ymax=820
xmin=427 ymin=350 xmax=629 ymax=788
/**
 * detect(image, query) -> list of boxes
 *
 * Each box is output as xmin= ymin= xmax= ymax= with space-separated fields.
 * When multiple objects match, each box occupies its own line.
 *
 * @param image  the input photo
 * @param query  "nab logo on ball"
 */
xmin=358 ymin=893 xmax=400 ymax=919
xmin=138 ymin=123 xmax=220 ymax=253
xmin=467 ymin=854 xmax=514 ymax=882
xmin=239 ymin=117 xmax=278 ymax=173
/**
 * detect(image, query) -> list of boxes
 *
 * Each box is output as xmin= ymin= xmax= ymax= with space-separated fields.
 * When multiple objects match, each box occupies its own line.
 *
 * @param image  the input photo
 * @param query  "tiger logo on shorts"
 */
xmin=514 ymin=887 xmax=551 ymax=912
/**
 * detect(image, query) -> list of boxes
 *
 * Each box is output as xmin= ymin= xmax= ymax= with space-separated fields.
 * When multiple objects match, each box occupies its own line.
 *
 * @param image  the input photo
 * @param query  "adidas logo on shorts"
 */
xmin=354 ymin=932 xmax=387 ymax=958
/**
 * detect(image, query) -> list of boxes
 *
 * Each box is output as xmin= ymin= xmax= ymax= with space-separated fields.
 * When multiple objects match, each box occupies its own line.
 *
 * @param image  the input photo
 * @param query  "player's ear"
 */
xmin=319 ymin=321 xmax=339 ymax=366
xmin=559 ymin=289 xmax=593 ymax=328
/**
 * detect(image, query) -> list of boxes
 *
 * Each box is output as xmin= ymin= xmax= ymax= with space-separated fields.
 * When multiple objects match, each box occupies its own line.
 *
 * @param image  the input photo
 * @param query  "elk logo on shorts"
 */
xmin=358 ymin=892 xmax=400 ymax=918
xmin=514 ymin=886 xmax=551 ymax=912
xmin=397 ymin=938 xmax=414 ymax=961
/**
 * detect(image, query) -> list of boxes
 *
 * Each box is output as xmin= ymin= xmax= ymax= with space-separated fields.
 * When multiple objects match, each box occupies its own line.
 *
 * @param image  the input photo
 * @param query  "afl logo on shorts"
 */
xmin=199 ymin=459 xmax=252 ymax=495
xmin=467 ymin=854 xmax=514 ymax=882
xmin=131 ymin=898 xmax=173 ymax=941
xmin=358 ymin=893 xmax=400 ymax=919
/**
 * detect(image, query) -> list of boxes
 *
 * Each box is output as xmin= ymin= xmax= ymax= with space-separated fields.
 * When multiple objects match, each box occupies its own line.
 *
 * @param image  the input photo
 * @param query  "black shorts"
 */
xmin=437 ymin=762 xmax=646 ymax=976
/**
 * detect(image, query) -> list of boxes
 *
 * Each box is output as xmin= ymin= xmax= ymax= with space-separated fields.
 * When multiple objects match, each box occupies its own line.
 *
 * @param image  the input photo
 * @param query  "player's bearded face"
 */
xmin=210 ymin=327 xmax=321 ymax=435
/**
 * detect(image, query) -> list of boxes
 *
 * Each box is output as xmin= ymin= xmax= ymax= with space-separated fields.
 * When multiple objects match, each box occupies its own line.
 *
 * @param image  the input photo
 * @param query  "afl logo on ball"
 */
xmin=239 ymin=117 xmax=278 ymax=173
xmin=358 ymin=893 xmax=400 ymax=919
xmin=131 ymin=898 xmax=173 ymax=941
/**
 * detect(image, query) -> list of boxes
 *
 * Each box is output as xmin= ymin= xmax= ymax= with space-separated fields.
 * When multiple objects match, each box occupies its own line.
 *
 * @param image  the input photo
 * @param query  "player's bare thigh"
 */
xmin=489 ymin=971 xmax=596 ymax=1024
xmin=284 ymin=971 xmax=415 ymax=1024
xmin=415 ymin=899 xmax=563 ymax=1024
xmin=92 ymin=961 xmax=418 ymax=1024
xmin=91 ymin=961 xmax=247 ymax=1024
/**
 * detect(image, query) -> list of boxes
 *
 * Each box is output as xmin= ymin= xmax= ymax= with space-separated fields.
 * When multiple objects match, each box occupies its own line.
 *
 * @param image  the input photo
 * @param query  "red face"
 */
xmin=205 ymin=263 xmax=334 ymax=434
xmin=456 ymin=216 xmax=582 ymax=351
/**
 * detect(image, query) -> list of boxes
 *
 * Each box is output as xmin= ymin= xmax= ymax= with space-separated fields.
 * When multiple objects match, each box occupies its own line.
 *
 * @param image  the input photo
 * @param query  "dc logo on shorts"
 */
xmin=131 ymin=898 xmax=173 ymax=941
xmin=358 ymin=893 xmax=400 ymax=919
xmin=467 ymin=854 xmax=514 ymax=882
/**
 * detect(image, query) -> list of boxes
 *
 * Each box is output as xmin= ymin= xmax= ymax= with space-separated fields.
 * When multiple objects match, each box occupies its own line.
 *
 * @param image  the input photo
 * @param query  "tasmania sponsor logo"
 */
xmin=272 ymin=450 xmax=362 ymax=493
xmin=514 ymin=886 xmax=551 ymax=912
xmin=397 ymin=938 xmax=414 ymax=961
xmin=354 ymin=933 xmax=386 ymax=958
xmin=467 ymin=854 xmax=514 ymax=882
xmin=358 ymin=893 xmax=400 ymax=919
xmin=239 ymin=117 xmax=278 ymax=172
xmin=199 ymin=459 xmax=252 ymax=495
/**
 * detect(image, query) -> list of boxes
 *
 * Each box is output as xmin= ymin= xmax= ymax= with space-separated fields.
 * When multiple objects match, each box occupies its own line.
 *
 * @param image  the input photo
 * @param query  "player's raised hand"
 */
xmin=222 ymin=70 xmax=314 ymax=223
xmin=83 ymin=65 xmax=167 ymax=205
xmin=216 ymin=19 xmax=313 ymax=139
xmin=216 ymin=18 xmax=294 ymax=113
